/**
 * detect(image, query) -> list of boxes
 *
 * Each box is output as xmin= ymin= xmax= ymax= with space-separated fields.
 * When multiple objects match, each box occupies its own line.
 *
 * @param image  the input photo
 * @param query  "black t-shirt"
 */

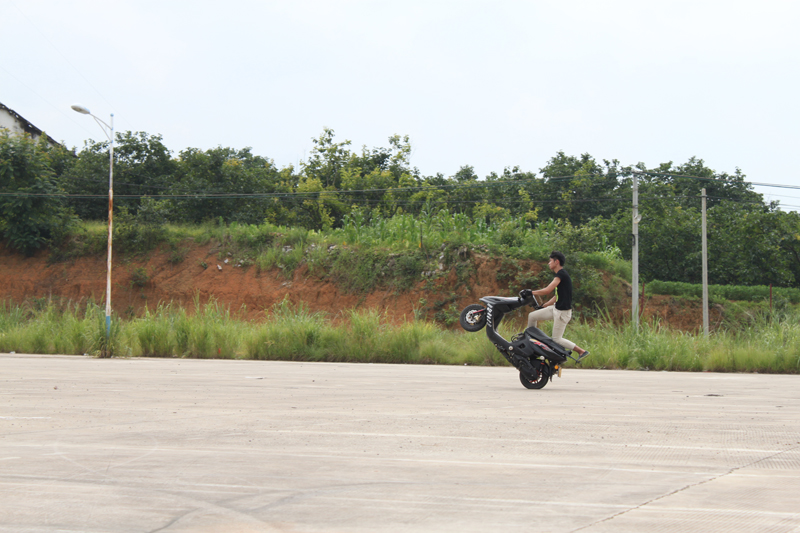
xmin=554 ymin=269 xmax=573 ymax=310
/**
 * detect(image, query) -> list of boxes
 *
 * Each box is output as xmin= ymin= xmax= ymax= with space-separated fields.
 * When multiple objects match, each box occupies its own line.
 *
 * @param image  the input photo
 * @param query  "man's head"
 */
xmin=549 ymin=251 xmax=566 ymax=270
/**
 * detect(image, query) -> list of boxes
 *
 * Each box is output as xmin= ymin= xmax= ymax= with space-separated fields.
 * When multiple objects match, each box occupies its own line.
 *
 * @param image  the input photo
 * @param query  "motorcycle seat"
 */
xmin=525 ymin=326 xmax=550 ymax=342
xmin=524 ymin=327 xmax=570 ymax=360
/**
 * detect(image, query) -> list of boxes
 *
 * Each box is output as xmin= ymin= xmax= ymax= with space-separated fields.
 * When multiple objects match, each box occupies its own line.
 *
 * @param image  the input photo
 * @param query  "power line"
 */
xmin=65 ymin=175 xmax=176 ymax=190
xmin=58 ymin=166 xmax=799 ymax=197
xmin=0 ymin=191 xmax=752 ymax=205
xmin=8 ymin=0 xmax=130 ymax=132
xmin=758 ymin=192 xmax=800 ymax=200
xmin=0 ymin=64 xmax=96 ymax=141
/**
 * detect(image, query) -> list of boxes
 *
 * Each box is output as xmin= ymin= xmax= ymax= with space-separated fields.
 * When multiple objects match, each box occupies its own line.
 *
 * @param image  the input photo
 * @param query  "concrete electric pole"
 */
xmin=632 ymin=173 xmax=640 ymax=331
xmin=701 ymin=188 xmax=709 ymax=337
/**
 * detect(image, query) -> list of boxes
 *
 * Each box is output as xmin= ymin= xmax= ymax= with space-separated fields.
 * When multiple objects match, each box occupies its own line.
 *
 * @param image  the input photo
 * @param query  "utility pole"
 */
xmin=701 ymin=188 xmax=709 ymax=337
xmin=632 ymin=173 xmax=640 ymax=331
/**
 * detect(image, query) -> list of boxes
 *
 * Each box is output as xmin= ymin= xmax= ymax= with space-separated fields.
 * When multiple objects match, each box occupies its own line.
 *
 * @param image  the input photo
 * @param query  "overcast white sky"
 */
xmin=2 ymin=0 xmax=798 ymax=209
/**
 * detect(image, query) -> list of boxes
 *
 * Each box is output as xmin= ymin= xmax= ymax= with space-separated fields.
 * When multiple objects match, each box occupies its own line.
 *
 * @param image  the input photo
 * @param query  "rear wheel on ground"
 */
xmin=519 ymin=364 xmax=550 ymax=389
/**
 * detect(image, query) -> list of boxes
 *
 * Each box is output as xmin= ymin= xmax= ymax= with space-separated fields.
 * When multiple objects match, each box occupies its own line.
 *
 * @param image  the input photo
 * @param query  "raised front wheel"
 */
xmin=519 ymin=363 xmax=550 ymax=389
xmin=459 ymin=304 xmax=487 ymax=332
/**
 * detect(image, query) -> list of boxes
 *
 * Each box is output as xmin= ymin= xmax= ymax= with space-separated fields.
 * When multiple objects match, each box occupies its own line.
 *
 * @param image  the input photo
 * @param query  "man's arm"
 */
xmin=530 ymin=277 xmax=560 ymax=308
xmin=532 ymin=277 xmax=560 ymax=297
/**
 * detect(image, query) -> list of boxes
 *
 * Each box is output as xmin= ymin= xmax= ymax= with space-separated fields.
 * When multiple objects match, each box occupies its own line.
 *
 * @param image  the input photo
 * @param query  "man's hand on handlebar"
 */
xmin=519 ymin=288 xmax=541 ymax=308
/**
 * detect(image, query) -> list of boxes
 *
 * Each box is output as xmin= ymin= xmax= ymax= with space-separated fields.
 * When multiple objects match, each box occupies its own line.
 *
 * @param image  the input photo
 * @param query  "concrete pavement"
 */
xmin=1 ymin=354 xmax=799 ymax=532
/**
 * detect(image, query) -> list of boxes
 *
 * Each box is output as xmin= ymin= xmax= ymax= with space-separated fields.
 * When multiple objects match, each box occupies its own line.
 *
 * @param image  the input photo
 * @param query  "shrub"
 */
xmin=647 ymin=280 xmax=800 ymax=304
xmin=131 ymin=267 xmax=150 ymax=287
xmin=114 ymin=198 xmax=170 ymax=254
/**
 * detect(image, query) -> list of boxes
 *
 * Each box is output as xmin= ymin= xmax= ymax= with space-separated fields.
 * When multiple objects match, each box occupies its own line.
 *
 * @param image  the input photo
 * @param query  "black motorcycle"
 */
xmin=459 ymin=289 xmax=580 ymax=389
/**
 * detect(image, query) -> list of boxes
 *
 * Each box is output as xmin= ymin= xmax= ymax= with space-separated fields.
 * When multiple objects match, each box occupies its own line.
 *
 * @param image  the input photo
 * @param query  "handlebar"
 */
xmin=518 ymin=289 xmax=543 ymax=309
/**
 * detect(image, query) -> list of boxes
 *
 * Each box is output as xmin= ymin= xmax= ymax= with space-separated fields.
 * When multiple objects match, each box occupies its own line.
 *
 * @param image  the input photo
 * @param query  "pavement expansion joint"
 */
xmin=568 ymin=443 xmax=800 ymax=532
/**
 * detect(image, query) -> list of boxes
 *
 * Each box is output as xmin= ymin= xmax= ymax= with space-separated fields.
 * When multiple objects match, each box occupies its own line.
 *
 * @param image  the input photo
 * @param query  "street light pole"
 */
xmin=71 ymin=105 xmax=114 ymax=344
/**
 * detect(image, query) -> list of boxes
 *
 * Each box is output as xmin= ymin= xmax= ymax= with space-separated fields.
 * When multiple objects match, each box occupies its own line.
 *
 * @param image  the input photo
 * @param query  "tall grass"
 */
xmin=562 ymin=312 xmax=800 ymax=373
xmin=126 ymin=298 xmax=247 ymax=358
xmin=1 ymin=298 xmax=798 ymax=373
xmin=0 ymin=300 xmax=107 ymax=356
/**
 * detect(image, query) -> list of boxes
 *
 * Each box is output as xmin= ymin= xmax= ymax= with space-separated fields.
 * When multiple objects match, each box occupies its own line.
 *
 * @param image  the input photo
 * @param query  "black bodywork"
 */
xmin=480 ymin=295 xmax=571 ymax=378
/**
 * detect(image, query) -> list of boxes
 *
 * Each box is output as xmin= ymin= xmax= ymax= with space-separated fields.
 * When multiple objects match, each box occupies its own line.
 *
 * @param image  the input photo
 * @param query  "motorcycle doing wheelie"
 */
xmin=459 ymin=289 xmax=580 ymax=389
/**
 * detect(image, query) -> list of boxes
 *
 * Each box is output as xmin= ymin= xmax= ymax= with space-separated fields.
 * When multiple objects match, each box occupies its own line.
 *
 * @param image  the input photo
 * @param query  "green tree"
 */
xmin=537 ymin=152 xmax=626 ymax=226
xmin=60 ymin=137 xmax=109 ymax=220
xmin=295 ymin=176 xmax=339 ymax=230
xmin=61 ymin=131 xmax=177 ymax=220
xmin=0 ymin=133 xmax=75 ymax=254
xmin=484 ymin=166 xmax=541 ymax=223
xmin=706 ymin=202 xmax=797 ymax=286
xmin=302 ymin=128 xmax=354 ymax=190
xmin=171 ymin=146 xmax=286 ymax=224
xmin=112 ymin=131 xmax=177 ymax=213
xmin=642 ymin=157 xmax=763 ymax=209
xmin=300 ymin=130 xmax=419 ymax=225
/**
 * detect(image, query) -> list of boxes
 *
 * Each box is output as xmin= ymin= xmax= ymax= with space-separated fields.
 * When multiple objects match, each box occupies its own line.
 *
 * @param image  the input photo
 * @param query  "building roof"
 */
xmin=0 ymin=102 xmax=61 ymax=147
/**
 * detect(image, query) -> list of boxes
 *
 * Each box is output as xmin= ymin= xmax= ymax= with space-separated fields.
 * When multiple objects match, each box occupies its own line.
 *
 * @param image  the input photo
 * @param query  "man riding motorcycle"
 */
xmin=525 ymin=251 xmax=590 ymax=362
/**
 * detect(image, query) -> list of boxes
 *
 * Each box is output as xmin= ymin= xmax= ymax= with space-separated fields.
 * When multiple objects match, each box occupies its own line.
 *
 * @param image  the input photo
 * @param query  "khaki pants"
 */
xmin=527 ymin=306 xmax=576 ymax=351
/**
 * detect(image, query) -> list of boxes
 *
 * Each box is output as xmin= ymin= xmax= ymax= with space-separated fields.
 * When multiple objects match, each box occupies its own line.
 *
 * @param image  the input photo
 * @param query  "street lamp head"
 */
xmin=71 ymin=104 xmax=91 ymax=115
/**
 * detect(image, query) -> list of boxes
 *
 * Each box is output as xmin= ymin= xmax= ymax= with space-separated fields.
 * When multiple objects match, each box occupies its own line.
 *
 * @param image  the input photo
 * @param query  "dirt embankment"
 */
xmin=0 ymin=242 xmax=715 ymax=330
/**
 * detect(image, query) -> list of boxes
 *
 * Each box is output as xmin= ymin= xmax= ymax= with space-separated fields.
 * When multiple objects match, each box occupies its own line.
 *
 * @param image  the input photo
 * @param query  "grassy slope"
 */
xmin=2 ymin=220 xmax=799 ymax=372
